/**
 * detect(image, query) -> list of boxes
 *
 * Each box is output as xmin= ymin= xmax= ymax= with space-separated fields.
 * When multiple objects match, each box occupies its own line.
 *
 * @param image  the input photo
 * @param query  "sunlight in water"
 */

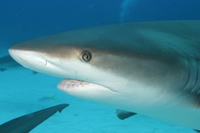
xmin=120 ymin=0 xmax=138 ymax=22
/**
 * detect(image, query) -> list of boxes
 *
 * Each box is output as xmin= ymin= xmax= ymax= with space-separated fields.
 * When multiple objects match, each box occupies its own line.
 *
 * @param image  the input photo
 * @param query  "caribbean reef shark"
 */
xmin=8 ymin=20 xmax=200 ymax=131
xmin=0 ymin=104 xmax=69 ymax=133
xmin=0 ymin=55 xmax=37 ymax=74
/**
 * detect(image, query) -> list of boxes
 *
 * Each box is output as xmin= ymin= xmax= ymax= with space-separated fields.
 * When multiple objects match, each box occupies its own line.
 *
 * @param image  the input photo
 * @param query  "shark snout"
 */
xmin=9 ymin=49 xmax=47 ymax=70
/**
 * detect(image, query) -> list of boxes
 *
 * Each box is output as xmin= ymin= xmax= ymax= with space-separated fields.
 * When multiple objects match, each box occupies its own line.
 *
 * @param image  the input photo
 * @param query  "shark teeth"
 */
xmin=57 ymin=79 xmax=118 ymax=94
xmin=57 ymin=79 xmax=95 ymax=89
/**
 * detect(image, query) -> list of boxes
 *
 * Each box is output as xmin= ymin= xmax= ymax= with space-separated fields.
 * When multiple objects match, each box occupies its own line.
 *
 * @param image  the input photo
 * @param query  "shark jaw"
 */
xmin=57 ymin=79 xmax=120 ymax=104
xmin=8 ymin=48 xmax=156 ymax=112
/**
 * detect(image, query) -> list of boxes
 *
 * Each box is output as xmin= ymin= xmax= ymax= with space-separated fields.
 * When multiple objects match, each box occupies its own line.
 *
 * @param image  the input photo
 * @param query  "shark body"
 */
xmin=8 ymin=20 xmax=200 ymax=130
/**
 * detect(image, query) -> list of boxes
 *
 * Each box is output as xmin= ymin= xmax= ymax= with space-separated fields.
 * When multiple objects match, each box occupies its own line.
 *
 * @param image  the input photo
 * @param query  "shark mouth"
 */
xmin=57 ymin=79 xmax=100 ymax=89
xmin=57 ymin=79 xmax=118 ymax=93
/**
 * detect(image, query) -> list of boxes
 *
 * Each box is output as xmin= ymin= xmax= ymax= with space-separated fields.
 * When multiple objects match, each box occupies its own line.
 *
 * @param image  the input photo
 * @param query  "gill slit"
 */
xmin=183 ymin=59 xmax=190 ymax=91
xmin=191 ymin=60 xmax=198 ymax=93
xmin=183 ymin=59 xmax=198 ymax=93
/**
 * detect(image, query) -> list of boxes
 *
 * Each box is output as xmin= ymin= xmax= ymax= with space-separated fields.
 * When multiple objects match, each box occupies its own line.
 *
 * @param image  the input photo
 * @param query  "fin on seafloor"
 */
xmin=116 ymin=109 xmax=137 ymax=120
xmin=0 ymin=104 xmax=69 ymax=133
xmin=0 ymin=68 xmax=6 ymax=72
xmin=32 ymin=71 xmax=38 ymax=74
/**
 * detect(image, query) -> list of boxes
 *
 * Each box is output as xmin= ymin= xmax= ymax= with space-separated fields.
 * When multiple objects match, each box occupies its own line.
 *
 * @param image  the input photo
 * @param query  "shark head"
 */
xmin=9 ymin=26 xmax=139 ymax=108
xmin=9 ymin=21 xmax=200 ymax=130
xmin=8 ymin=22 xmax=189 ymax=111
xmin=9 ymin=24 xmax=169 ymax=110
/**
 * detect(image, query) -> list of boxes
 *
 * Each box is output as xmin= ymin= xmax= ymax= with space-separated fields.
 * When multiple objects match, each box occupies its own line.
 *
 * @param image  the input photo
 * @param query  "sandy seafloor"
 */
xmin=0 ymin=52 xmax=196 ymax=133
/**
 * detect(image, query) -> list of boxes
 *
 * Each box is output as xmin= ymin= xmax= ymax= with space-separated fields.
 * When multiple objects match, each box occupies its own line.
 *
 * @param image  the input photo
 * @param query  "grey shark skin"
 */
xmin=0 ymin=104 xmax=69 ymax=133
xmin=8 ymin=20 xmax=200 ymax=130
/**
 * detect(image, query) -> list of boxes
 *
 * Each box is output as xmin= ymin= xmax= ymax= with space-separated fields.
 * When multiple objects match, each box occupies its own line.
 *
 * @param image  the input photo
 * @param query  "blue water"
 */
xmin=0 ymin=0 xmax=200 ymax=132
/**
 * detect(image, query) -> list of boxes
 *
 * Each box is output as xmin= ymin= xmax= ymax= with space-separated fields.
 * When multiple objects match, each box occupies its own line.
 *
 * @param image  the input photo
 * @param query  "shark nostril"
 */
xmin=44 ymin=60 xmax=47 ymax=66
xmin=33 ymin=54 xmax=47 ymax=66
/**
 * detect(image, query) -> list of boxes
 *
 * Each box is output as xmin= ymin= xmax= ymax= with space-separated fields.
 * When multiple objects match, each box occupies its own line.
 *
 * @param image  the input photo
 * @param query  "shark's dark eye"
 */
xmin=80 ymin=50 xmax=92 ymax=62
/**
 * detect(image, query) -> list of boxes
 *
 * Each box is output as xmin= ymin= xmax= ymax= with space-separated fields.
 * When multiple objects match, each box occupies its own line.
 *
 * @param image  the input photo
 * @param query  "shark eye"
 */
xmin=80 ymin=50 xmax=92 ymax=62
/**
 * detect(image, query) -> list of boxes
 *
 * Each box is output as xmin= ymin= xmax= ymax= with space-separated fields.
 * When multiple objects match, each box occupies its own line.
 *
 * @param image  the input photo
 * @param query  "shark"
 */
xmin=0 ymin=104 xmax=69 ymax=133
xmin=8 ymin=20 xmax=200 ymax=131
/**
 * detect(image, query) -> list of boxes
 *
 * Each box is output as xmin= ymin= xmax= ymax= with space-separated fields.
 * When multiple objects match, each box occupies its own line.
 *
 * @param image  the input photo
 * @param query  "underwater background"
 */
xmin=1 ymin=0 xmax=200 ymax=132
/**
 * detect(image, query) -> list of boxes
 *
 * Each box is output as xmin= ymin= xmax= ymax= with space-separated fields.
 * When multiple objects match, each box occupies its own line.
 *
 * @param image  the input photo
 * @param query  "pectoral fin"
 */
xmin=0 ymin=104 xmax=69 ymax=133
xmin=116 ymin=109 xmax=137 ymax=120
